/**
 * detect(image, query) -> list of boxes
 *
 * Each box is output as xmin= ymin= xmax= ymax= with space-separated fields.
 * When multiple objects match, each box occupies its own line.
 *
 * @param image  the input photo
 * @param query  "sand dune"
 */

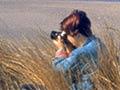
xmin=0 ymin=0 xmax=120 ymax=40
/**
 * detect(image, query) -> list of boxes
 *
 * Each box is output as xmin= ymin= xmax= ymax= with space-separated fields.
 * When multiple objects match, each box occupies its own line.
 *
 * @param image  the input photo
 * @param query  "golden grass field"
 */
xmin=0 ymin=1 xmax=120 ymax=90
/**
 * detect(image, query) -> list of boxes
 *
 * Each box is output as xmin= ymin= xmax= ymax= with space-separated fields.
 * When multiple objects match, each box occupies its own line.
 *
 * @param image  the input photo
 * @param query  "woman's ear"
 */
xmin=67 ymin=35 xmax=78 ymax=46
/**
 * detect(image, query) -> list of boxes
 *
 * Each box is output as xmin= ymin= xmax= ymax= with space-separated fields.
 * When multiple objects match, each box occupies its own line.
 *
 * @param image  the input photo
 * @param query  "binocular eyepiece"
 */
xmin=50 ymin=31 xmax=67 ymax=40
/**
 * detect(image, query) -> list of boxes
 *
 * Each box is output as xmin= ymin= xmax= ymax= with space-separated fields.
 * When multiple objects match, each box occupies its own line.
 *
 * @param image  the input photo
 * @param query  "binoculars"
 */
xmin=50 ymin=30 xmax=77 ymax=50
xmin=50 ymin=31 xmax=67 ymax=40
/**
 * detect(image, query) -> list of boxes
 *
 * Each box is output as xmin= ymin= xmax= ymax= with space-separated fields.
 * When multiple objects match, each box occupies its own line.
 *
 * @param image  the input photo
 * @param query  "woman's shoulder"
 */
xmin=70 ymin=36 xmax=100 ymax=55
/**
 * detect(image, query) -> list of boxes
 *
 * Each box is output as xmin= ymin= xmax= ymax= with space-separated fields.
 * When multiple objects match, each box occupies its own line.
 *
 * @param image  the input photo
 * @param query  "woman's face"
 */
xmin=67 ymin=33 xmax=85 ymax=47
xmin=67 ymin=34 xmax=79 ymax=47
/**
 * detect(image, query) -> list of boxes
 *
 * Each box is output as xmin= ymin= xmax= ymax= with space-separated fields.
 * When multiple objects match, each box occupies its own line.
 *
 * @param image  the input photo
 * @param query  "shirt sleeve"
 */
xmin=52 ymin=53 xmax=79 ymax=73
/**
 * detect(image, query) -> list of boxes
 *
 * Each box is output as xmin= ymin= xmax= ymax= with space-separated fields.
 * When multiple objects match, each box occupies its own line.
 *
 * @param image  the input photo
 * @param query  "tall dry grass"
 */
xmin=92 ymin=26 xmax=120 ymax=90
xmin=0 ymin=26 xmax=120 ymax=90
xmin=0 ymin=30 xmax=68 ymax=90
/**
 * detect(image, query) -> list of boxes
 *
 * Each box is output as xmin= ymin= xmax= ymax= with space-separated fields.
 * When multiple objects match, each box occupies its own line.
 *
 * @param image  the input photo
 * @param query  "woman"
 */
xmin=51 ymin=10 xmax=103 ymax=90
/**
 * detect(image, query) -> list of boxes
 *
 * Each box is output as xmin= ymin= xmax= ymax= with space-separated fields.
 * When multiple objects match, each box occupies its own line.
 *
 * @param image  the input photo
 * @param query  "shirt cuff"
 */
xmin=55 ymin=48 xmax=68 ymax=58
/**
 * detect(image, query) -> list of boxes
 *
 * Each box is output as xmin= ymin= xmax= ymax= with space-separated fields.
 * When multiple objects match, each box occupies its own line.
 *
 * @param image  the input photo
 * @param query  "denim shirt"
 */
xmin=52 ymin=35 xmax=102 ymax=90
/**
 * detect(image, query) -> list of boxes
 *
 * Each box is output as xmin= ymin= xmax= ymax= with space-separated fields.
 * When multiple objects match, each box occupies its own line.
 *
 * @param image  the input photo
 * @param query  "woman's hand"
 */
xmin=53 ymin=36 xmax=69 ymax=57
xmin=52 ymin=36 xmax=65 ymax=49
xmin=52 ymin=35 xmax=76 ymax=56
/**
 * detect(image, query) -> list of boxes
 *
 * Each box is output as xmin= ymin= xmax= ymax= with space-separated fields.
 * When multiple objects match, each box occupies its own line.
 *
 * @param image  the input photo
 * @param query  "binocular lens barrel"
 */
xmin=50 ymin=31 xmax=61 ymax=40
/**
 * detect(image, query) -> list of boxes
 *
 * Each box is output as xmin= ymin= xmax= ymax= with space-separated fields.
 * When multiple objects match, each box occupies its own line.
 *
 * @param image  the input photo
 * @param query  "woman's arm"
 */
xmin=52 ymin=40 xmax=98 ymax=73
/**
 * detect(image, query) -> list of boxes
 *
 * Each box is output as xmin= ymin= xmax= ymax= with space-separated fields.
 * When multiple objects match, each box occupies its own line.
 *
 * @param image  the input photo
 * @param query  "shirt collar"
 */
xmin=83 ymin=35 xmax=96 ymax=46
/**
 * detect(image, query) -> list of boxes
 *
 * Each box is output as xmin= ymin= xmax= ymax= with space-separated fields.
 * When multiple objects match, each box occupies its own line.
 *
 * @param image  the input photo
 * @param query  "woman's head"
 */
xmin=60 ymin=9 xmax=92 ymax=37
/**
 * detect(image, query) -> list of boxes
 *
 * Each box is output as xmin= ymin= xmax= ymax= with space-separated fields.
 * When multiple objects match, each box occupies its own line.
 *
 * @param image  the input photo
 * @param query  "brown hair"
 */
xmin=60 ymin=10 xmax=92 ymax=37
